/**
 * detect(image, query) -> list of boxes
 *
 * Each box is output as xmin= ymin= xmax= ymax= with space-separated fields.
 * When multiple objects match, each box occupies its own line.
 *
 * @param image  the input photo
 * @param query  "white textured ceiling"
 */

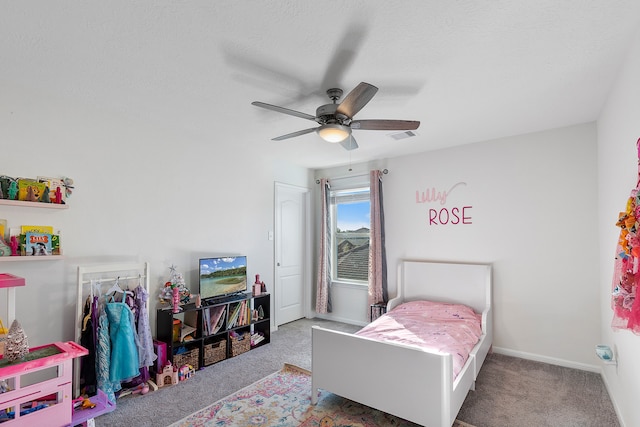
xmin=2 ymin=1 xmax=640 ymax=168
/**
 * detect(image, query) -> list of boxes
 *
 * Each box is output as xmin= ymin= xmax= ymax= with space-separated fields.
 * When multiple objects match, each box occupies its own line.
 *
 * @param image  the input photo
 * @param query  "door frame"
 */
xmin=274 ymin=182 xmax=312 ymax=330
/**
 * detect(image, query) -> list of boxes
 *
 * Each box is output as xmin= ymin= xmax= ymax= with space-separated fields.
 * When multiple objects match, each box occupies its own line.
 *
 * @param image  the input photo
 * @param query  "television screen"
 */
xmin=199 ymin=256 xmax=248 ymax=301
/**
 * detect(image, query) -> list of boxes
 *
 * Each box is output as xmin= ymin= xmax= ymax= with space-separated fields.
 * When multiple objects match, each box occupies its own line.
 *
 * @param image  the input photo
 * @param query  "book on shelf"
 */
xmin=251 ymin=332 xmax=265 ymax=346
xmin=24 ymin=232 xmax=52 ymax=256
xmin=229 ymin=300 xmax=249 ymax=328
xmin=239 ymin=300 xmax=246 ymax=325
xmin=180 ymin=324 xmax=197 ymax=342
xmin=181 ymin=311 xmax=198 ymax=341
xmin=202 ymin=308 xmax=210 ymax=335
xmin=17 ymin=179 xmax=46 ymax=202
xmin=51 ymin=234 xmax=60 ymax=255
xmin=227 ymin=303 xmax=241 ymax=329
xmin=21 ymin=225 xmax=54 ymax=234
xmin=205 ymin=305 xmax=226 ymax=335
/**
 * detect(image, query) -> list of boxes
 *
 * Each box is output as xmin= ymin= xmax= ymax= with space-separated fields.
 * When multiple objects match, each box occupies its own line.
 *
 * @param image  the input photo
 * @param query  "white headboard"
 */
xmin=392 ymin=260 xmax=492 ymax=315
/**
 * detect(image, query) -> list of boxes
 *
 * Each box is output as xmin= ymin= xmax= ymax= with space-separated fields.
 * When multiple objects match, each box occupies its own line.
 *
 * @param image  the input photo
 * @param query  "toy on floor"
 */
xmin=155 ymin=361 xmax=179 ymax=388
xmin=132 ymin=383 xmax=150 ymax=395
xmin=178 ymin=364 xmax=195 ymax=381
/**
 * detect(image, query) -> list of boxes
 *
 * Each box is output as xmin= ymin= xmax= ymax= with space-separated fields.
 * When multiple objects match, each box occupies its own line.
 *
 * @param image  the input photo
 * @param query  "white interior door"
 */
xmin=274 ymin=182 xmax=309 ymax=326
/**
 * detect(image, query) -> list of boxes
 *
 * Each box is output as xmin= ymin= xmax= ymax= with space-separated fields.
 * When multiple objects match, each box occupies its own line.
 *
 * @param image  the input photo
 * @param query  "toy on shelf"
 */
xmin=10 ymin=237 xmax=18 ymax=256
xmin=4 ymin=319 xmax=29 ymax=362
xmin=72 ymin=396 xmax=97 ymax=410
xmin=158 ymin=265 xmax=191 ymax=313
xmin=40 ymin=187 xmax=50 ymax=203
xmin=7 ymin=181 xmax=18 ymax=200
xmin=0 ymin=237 xmax=10 ymax=257
xmin=0 ymin=175 xmax=73 ymax=205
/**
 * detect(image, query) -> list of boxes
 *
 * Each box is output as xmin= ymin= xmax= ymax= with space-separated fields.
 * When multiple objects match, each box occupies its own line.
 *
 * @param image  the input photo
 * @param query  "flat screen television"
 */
xmin=198 ymin=256 xmax=248 ymax=301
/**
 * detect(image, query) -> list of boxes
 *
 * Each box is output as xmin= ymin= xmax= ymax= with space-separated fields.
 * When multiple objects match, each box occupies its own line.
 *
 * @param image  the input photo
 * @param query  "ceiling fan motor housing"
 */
xmin=316 ymin=103 xmax=348 ymax=124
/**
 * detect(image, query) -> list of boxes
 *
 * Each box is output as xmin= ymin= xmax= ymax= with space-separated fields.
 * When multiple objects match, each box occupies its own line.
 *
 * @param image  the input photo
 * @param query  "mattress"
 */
xmin=355 ymin=300 xmax=483 ymax=378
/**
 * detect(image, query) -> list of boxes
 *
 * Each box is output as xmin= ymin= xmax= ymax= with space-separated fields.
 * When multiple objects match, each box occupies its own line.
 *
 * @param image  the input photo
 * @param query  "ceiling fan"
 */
xmin=251 ymin=82 xmax=420 ymax=151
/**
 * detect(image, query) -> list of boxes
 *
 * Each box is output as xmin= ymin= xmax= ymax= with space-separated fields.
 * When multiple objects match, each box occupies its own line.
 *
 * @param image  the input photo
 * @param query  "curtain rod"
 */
xmin=316 ymin=169 xmax=388 ymax=184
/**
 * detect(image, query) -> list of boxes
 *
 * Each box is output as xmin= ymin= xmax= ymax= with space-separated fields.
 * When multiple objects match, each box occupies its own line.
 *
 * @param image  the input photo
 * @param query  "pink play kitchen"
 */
xmin=0 ymin=273 xmax=113 ymax=426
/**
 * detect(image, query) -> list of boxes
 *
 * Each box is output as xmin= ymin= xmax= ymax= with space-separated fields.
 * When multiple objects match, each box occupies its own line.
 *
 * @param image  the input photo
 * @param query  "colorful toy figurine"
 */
xmin=73 ymin=396 xmax=96 ymax=410
xmin=9 ymin=236 xmax=18 ymax=256
xmin=40 ymin=186 xmax=50 ymax=203
xmin=178 ymin=364 xmax=195 ymax=381
xmin=7 ymin=181 xmax=18 ymax=200
xmin=26 ymin=186 xmax=38 ymax=202
xmin=0 ymin=237 xmax=10 ymax=257
xmin=54 ymin=187 xmax=63 ymax=204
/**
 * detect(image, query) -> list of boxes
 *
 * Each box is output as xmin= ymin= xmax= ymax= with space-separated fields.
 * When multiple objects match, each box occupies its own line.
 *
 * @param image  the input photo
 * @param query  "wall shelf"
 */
xmin=0 ymin=255 xmax=65 ymax=262
xmin=0 ymin=199 xmax=68 ymax=209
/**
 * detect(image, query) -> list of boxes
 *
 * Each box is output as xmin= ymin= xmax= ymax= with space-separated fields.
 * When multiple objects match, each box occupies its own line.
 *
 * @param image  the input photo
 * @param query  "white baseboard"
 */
xmin=491 ymin=346 xmax=601 ymax=373
xmin=598 ymin=367 xmax=627 ymax=427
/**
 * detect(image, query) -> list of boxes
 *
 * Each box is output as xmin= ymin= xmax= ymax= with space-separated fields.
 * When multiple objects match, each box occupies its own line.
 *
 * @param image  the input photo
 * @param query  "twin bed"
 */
xmin=311 ymin=260 xmax=492 ymax=427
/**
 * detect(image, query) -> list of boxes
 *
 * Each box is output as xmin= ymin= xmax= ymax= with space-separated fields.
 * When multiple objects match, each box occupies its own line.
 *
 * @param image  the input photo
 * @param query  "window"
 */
xmin=330 ymin=186 xmax=370 ymax=283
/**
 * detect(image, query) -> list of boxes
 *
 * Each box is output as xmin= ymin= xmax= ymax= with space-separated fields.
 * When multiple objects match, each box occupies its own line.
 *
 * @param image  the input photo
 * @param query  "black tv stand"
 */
xmin=156 ymin=292 xmax=270 ymax=369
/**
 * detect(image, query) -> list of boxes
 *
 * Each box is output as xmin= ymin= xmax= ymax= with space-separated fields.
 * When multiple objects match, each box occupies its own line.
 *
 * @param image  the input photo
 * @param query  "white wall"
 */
xmin=316 ymin=123 xmax=601 ymax=369
xmin=597 ymin=26 xmax=640 ymax=427
xmin=0 ymin=82 xmax=311 ymax=347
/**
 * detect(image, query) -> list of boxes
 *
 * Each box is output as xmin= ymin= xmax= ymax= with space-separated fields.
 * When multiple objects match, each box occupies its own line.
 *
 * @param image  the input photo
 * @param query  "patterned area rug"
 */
xmin=171 ymin=364 xmax=475 ymax=427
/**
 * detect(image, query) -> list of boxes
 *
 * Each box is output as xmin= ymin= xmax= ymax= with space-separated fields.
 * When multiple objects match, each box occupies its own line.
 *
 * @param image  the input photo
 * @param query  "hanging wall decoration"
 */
xmin=611 ymin=138 xmax=640 ymax=334
xmin=415 ymin=181 xmax=473 ymax=226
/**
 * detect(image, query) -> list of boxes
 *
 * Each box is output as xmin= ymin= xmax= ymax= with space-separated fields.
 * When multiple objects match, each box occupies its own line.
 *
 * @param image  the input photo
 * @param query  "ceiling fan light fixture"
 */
xmin=317 ymin=123 xmax=351 ymax=143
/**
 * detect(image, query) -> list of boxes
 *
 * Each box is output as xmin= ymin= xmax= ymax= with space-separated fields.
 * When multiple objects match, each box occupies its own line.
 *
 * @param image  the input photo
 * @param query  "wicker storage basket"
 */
xmin=173 ymin=347 xmax=199 ymax=370
xmin=230 ymin=332 xmax=251 ymax=357
xmin=204 ymin=340 xmax=227 ymax=366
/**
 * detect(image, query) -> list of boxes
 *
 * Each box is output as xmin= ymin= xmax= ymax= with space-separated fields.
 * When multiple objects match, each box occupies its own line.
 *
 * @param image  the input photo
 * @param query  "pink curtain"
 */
xmin=368 ymin=170 xmax=387 ymax=320
xmin=316 ymin=178 xmax=332 ymax=314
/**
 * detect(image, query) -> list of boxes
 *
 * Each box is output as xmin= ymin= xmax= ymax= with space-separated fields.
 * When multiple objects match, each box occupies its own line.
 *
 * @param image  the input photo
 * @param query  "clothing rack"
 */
xmin=73 ymin=262 xmax=150 ymax=398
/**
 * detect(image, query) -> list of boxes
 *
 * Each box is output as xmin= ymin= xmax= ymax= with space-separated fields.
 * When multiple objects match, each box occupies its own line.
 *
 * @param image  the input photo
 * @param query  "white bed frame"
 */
xmin=311 ymin=260 xmax=492 ymax=427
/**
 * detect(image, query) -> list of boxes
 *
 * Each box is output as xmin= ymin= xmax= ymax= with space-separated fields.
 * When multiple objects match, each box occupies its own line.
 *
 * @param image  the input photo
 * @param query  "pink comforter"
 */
xmin=356 ymin=300 xmax=483 ymax=378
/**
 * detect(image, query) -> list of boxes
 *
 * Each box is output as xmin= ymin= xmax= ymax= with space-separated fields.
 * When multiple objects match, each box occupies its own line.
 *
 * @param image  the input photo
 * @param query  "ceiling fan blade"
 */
xmin=320 ymin=23 xmax=369 ymax=90
xmin=251 ymin=101 xmax=317 ymax=121
xmin=272 ymin=127 xmax=318 ymax=141
xmin=336 ymin=82 xmax=378 ymax=118
xmin=340 ymin=136 xmax=359 ymax=151
xmin=350 ymin=119 xmax=420 ymax=131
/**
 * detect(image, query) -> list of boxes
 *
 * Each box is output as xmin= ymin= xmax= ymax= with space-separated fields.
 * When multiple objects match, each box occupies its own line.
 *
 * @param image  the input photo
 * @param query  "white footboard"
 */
xmin=312 ymin=326 xmax=458 ymax=427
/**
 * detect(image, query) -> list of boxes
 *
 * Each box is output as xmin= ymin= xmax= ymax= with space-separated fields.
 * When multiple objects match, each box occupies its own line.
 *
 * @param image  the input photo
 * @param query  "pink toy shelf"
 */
xmin=0 ymin=274 xmax=25 ymax=330
xmin=0 ymin=274 xmax=25 ymax=289
xmin=0 ymin=341 xmax=87 ymax=426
